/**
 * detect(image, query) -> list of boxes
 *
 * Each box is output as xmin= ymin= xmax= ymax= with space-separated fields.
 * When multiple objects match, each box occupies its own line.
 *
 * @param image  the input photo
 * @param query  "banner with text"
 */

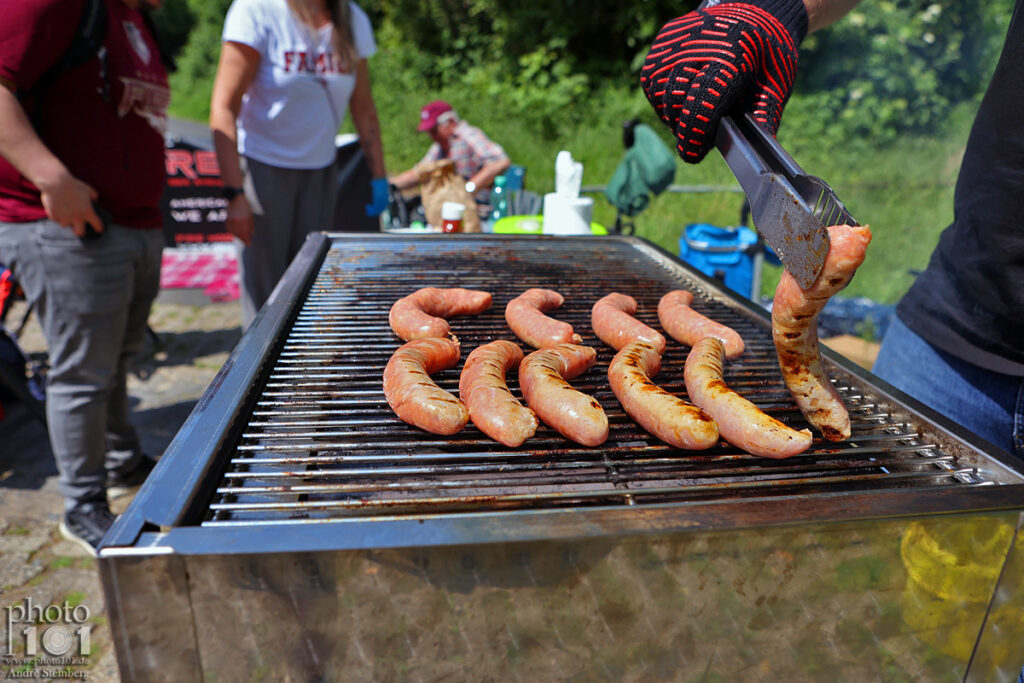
xmin=161 ymin=139 xmax=230 ymax=248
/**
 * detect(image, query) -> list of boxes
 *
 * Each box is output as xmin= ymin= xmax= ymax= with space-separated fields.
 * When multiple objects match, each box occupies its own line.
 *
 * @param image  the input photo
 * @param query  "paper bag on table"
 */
xmin=418 ymin=160 xmax=481 ymax=233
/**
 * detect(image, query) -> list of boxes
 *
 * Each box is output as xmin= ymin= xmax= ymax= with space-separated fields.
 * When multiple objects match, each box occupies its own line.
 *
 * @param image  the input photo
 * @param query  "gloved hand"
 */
xmin=365 ymin=177 xmax=390 ymax=217
xmin=640 ymin=0 xmax=808 ymax=163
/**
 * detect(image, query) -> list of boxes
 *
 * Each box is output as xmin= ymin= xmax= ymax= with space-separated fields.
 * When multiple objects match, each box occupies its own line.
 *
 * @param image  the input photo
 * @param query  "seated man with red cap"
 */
xmin=389 ymin=100 xmax=510 ymax=216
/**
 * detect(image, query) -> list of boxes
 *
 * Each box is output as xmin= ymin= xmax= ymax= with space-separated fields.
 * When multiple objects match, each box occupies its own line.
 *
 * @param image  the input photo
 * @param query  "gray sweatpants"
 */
xmin=0 ymin=220 xmax=162 ymax=510
xmin=238 ymin=156 xmax=338 ymax=328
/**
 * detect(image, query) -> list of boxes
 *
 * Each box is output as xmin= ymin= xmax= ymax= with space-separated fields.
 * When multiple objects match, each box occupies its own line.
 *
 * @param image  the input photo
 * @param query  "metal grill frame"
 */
xmin=101 ymin=232 xmax=1024 ymax=555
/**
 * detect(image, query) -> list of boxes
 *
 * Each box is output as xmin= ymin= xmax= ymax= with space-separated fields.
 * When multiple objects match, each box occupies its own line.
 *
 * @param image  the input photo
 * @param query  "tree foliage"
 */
xmin=792 ymin=0 xmax=1015 ymax=143
xmin=364 ymin=0 xmax=1014 ymax=142
xmin=157 ymin=0 xmax=1015 ymax=144
xmin=158 ymin=0 xmax=234 ymax=115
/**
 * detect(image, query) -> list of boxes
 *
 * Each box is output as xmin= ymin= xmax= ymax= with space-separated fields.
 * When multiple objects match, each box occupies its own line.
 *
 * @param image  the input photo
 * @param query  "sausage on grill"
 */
xmin=591 ymin=292 xmax=667 ymax=353
xmin=658 ymin=290 xmax=745 ymax=359
xmin=519 ymin=343 xmax=608 ymax=446
xmin=772 ymin=224 xmax=873 ymax=441
xmin=459 ymin=340 xmax=539 ymax=447
xmin=609 ymin=341 xmax=718 ymax=449
xmin=383 ymin=337 xmax=468 ymax=435
xmin=685 ymin=336 xmax=812 ymax=458
xmin=389 ymin=287 xmax=493 ymax=341
xmin=505 ymin=288 xmax=582 ymax=349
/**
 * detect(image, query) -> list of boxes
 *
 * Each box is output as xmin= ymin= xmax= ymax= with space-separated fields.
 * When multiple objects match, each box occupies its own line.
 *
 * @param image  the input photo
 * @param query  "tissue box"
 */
xmin=542 ymin=194 xmax=594 ymax=235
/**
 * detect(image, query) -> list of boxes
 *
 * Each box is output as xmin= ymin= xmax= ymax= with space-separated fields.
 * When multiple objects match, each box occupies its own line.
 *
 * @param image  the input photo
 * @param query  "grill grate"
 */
xmin=203 ymin=236 xmax=994 ymax=526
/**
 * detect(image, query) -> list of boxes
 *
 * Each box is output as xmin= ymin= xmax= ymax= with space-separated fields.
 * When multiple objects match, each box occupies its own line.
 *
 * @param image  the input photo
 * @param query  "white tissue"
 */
xmin=554 ymin=150 xmax=583 ymax=198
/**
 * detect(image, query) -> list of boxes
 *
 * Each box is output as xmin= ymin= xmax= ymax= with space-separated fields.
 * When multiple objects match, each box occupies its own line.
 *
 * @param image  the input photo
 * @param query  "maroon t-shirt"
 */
xmin=0 ymin=0 xmax=170 ymax=228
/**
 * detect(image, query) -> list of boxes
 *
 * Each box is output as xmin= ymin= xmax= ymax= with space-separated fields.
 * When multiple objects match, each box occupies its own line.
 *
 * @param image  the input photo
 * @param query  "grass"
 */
xmin=362 ymin=75 xmax=975 ymax=307
xmin=169 ymin=63 xmax=978 ymax=309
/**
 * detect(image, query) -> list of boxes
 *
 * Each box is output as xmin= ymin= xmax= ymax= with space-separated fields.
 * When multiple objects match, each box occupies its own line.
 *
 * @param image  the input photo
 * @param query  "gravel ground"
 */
xmin=0 ymin=291 xmax=242 ymax=682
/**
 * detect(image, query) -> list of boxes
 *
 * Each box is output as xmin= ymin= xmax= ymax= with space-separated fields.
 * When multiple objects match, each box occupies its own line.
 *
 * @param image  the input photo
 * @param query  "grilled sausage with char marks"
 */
xmin=519 ymin=343 xmax=608 ymax=446
xmin=772 ymin=224 xmax=872 ymax=441
xmin=389 ymin=287 xmax=493 ymax=341
xmin=609 ymin=341 xmax=718 ymax=449
xmin=505 ymin=288 xmax=582 ymax=349
xmin=658 ymin=290 xmax=745 ymax=358
xmin=383 ymin=337 xmax=468 ymax=435
xmin=685 ymin=337 xmax=812 ymax=458
xmin=459 ymin=340 xmax=539 ymax=447
xmin=591 ymin=292 xmax=667 ymax=353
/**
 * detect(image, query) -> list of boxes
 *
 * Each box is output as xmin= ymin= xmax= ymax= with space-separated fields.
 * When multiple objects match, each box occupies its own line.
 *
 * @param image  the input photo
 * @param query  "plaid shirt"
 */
xmin=417 ymin=120 xmax=508 ymax=198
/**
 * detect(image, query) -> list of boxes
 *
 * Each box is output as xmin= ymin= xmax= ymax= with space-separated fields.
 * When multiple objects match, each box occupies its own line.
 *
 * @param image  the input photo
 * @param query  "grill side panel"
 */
xmin=169 ymin=513 xmax=1022 ymax=681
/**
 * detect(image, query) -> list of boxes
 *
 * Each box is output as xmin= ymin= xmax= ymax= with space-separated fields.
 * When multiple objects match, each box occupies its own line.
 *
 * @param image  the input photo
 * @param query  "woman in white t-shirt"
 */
xmin=210 ymin=0 xmax=386 ymax=327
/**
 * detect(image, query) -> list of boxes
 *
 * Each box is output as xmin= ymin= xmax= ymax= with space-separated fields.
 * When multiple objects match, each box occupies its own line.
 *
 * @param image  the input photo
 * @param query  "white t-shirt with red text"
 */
xmin=223 ymin=0 xmax=376 ymax=169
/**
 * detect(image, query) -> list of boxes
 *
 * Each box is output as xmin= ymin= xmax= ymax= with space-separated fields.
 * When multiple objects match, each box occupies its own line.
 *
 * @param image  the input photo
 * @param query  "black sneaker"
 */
xmin=107 ymin=455 xmax=158 ymax=498
xmin=59 ymin=502 xmax=115 ymax=557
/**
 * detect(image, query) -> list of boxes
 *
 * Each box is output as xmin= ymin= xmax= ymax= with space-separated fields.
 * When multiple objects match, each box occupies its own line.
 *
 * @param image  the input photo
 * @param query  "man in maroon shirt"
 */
xmin=0 ymin=0 xmax=170 ymax=554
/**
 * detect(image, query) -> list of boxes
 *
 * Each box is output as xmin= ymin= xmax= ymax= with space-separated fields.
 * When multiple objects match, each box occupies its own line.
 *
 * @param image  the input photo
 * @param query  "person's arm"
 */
xmin=349 ymin=59 xmax=384 ymax=178
xmin=462 ymin=127 xmax=510 ymax=192
xmin=389 ymin=145 xmax=439 ymax=191
xmin=348 ymin=58 xmax=389 ymax=215
xmin=209 ymin=40 xmax=259 ymax=245
xmin=468 ymin=157 xmax=510 ymax=193
xmin=0 ymin=76 xmax=101 ymax=237
xmin=388 ymin=167 xmax=421 ymax=191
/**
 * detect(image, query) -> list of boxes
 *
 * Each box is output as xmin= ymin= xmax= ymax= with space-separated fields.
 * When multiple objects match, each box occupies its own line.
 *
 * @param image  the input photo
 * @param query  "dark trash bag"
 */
xmin=604 ymin=123 xmax=676 ymax=217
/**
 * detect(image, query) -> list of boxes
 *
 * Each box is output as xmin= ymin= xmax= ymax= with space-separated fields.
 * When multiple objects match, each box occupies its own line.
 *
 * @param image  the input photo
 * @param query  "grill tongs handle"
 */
xmin=716 ymin=113 xmax=857 ymax=289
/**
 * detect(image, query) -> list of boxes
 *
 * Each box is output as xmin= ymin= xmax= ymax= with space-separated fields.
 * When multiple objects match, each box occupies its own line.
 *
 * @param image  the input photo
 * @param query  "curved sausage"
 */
xmin=658 ymin=290 xmax=745 ymax=358
xmin=383 ymin=337 xmax=468 ymax=435
xmin=772 ymin=224 xmax=873 ymax=441
xmin=389 ymin=287 xmax=493 ymax=341
xmin=609 ymin=341 xmax=718 ymax=449
xmin=591 ymin=293 xmax=667 ymax=353
xmin=684 ymin=337 xmax=812 ymax=458
xmin=505 ymin=288 xmax=582 ymax=349
xmin=519 ymin=343 xmax=608 ymax=446
xmin=459 ymin=340 xmax=539 ymax=447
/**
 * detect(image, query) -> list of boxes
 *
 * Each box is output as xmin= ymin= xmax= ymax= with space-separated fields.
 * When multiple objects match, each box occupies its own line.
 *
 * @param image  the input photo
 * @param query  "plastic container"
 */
xmin=441 ymin=202 xmax=466 ymax=233
xmin=489 ymin=175 xmax=508 ymax=223
xmin=678 ymin=223 xmax=762 ymax=300
xmin=503 ymin=165 xmax=526 ymax=191
xmin=492 ymin=215 xmax=607 ymax=235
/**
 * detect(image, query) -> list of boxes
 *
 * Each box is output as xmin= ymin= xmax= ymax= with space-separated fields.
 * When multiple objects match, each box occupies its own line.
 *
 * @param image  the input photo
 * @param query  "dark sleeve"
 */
xmin=0 ymin=0 xmax=85 ymax=90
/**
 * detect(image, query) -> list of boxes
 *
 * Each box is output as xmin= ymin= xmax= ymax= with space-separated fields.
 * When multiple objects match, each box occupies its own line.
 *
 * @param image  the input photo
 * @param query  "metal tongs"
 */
xmin=716 ymin=113 xmax=857 ymax=289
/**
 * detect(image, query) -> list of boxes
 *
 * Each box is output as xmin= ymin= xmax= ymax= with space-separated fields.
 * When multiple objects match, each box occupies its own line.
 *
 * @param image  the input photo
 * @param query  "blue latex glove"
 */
xmin=365 ymin=177 xmax=389 ymax=216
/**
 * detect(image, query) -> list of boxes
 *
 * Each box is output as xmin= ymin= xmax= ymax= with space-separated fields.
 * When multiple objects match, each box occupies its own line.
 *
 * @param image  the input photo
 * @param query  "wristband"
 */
xmin=222 ymin=186 xmax=244 ymax=201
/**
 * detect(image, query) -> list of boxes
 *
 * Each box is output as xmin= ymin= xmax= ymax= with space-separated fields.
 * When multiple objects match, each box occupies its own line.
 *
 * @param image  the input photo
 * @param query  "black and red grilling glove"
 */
xmin=640 ymin=0 xmax=808 ymax=163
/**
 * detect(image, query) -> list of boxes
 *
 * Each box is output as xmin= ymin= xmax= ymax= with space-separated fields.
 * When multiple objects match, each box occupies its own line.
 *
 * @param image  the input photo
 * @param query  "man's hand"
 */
xmin=37 ymin=172 xmax=103 ymax=238
xmin=225 ymin=194 xmax=254 ymax=245
xmin=641 ymin=0 xmax=808 ymax=163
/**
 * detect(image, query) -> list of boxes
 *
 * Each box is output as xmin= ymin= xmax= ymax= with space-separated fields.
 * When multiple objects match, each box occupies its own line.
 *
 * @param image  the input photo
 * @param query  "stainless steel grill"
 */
xmin=99 ymin=233 xmax=1024 ymax=682
xmin=198 ymin=234 xmax=1017 ymax=525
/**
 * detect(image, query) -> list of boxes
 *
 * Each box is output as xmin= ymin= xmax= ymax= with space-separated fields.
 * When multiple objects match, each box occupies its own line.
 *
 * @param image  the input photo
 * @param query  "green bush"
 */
xmin=163 ymin=0 xmax=232 ymax=119
xmin=791 ymin=0 xmax=1014 ymax=145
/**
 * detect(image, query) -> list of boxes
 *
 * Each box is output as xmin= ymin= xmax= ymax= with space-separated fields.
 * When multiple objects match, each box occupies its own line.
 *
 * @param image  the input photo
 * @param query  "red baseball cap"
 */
xmin=417 ymin=100 xmax=453 ymax=132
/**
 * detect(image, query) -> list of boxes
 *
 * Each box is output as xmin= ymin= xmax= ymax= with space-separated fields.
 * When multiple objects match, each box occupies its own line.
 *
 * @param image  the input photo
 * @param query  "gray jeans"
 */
xmin=0 ymin=220 xmax=163 ymax=509
xmin=238 ymin=156 xmax=338 ymax=328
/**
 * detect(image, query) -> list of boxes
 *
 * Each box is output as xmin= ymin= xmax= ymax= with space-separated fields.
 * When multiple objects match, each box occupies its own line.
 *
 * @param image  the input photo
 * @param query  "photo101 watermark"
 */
xmin=3 ymin=598 xmax=91 ymax=679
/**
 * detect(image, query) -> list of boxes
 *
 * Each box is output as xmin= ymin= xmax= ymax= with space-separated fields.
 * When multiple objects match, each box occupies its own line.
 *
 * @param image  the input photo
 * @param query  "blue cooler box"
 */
xmin=679 ymin=223 xmax=762 ymax=299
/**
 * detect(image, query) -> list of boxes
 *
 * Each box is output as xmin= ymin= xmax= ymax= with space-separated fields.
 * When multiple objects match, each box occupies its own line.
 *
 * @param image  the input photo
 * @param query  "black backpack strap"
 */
xmin=22 ymin=0 xmax=109 ymax=117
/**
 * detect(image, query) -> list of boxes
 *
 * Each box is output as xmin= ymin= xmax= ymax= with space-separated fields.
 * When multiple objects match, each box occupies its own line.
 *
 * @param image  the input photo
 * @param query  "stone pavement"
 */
xmin=1 ymin=291 xmax=242 ymax=681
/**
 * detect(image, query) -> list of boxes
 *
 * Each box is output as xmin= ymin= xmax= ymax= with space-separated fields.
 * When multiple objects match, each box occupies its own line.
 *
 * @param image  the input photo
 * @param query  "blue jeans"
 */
xmin=873 ymin=317 xmax=1024 ymax=459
